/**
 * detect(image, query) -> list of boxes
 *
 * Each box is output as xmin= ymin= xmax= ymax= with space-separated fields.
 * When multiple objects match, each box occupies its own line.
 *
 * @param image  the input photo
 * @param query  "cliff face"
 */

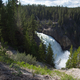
xmin=38 ymin=20 xmax=80 ymax=50
xmin=42 ymin=27 xmax=71 ymax=50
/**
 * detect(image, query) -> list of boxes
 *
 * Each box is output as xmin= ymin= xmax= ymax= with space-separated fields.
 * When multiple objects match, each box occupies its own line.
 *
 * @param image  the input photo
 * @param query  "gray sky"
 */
xmin=3 ymin=0 xmax=80 ymax=7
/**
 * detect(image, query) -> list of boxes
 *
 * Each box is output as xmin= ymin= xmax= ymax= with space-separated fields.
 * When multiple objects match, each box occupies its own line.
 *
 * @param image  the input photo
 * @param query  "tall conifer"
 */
xmin=46 ymin=43 xmax=55 ymax=67
xmin=38 ymin=42 xmax=46 ymax=62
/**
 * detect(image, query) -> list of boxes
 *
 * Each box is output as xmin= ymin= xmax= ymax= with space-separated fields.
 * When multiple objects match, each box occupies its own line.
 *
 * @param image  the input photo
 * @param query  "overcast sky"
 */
xmin=3 ymin=0 xmax=80 ymax=7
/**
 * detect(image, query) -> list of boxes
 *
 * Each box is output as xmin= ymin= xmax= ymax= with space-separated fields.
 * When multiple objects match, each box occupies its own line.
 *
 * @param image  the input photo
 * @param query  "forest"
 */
xmin=0 ymin=0 xmax=80 ymax=68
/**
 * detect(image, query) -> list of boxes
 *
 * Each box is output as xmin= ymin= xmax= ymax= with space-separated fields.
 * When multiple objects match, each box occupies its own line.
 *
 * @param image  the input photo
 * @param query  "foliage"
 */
xmin=0 ymin=46 xmax=76 ymax=79
xmin=1 ymin=0 xmax=80 ymax=69
xmin=0 ymin=38 xmax=8 ymax=56
xmin=23 ymin=14 xmax=38 ymax=57
xmin=66 ymin=46 xmax=80 ymax=68
xmin=0 ymin=43 xmax=15 ymax=64
xmin=54 ymin=70 xmax=63 ymax=76
xmin=0 ymin=0 xmax=2 ymax=8
xmin=47 ymin=19 xmax=53 ymax=26
xmin=0 ymin=56 xmax=15 ymax=64
xmin=23 ymin=31 xmax=31 ymax=53
xmin=17 ymin=61 xmax=53 ymax=75
xmin=11 ymin=52 xmax=37 ymax=65
xmin=27 ymin=14 xmax=37 ymax=40
xmin=66 ymin=45 xmax=73 ymax=68
xmin=0 ymin=0 xmax=2 ymax=40
xmin=61 ymin=74 xmax=76 ymax=80
xmin=54 ymin=70 xmax=77 ymax=80
xmin=46 ymin=43 xmax=55 ymax=67
xmin=1 ymin=1 xmax=80 ymax=47
xmin=38 ymin=42 xmax=46 ymax=62
xmin=0 ymin=46 xmax=52 ymax=76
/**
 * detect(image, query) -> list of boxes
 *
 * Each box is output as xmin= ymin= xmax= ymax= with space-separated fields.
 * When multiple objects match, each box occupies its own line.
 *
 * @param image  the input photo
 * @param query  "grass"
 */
xmin=0 ymin=55 xmax=15 ymax=64
xmin=0 ymin=47 xmax=79 ymax=79
xmin=0 ymin=53 xmax=53 ymax=76
xmin=53 ymin=70 xmax=78 ymax=80
xmin=54 ymin=70 xmax=63 ymax=76
xmin=61 ymin=74 xmax=76 ymax=80
xmin=16 ymin=61 xmax=53 ymax=75
xmin=0 ymin=54 xmax=78 ymax=80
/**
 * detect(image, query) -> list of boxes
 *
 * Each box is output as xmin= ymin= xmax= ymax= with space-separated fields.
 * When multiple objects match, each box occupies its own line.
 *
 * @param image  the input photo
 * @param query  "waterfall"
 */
xmin=36 ymin=31 xmax=70 ymax=69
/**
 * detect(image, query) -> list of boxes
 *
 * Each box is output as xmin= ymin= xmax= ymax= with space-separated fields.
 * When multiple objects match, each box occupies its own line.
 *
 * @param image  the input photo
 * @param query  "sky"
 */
xmin=2 ymin=0 xmax=80 ymax=7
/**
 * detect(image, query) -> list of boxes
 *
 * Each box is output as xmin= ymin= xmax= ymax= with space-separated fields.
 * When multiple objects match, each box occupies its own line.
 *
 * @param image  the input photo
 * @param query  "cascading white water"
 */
xmin=36 ymin=31 xmax=70 ymax=69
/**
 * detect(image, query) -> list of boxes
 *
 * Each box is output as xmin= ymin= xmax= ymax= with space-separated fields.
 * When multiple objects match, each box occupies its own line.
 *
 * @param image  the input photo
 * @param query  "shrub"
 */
xmin=61 ymin=74 xmax=76 ymax=80
xmin=0 ymin=39 xmax=8 ymax=56
xmin=11 ymin=52 xmax=37 ymax=65
xmin=0 ymin=56 xmax=14 ymax=64
xmin=25 ymin=54 xmax=37 ymax=65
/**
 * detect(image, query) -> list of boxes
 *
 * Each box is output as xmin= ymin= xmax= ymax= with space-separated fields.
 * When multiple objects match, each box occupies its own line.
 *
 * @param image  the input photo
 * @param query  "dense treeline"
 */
xmin=0 ymin=0 xmax=55 ymax=67
xmin=0 ymin=0 xmax=80 ymax=68
xmin=21 ymin=4 xmax=80 ymax=24
xmin=1 ymin=1 xmax=80 ymax=47
xmin=21 ymin=4 xmax=80 ymax=47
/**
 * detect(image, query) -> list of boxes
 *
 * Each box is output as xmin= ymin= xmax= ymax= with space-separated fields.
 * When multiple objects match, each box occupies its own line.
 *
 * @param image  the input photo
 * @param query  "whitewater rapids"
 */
xmin=36 ymin=32 xmax=70 ymax=69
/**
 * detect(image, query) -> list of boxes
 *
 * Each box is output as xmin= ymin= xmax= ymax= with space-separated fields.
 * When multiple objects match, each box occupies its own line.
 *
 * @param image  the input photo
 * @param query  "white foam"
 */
xmin=36 ymin=32 xmax=70 ymax=69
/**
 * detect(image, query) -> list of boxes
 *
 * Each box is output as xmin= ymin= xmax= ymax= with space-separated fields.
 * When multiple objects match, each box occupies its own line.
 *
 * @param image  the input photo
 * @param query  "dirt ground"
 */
xmin=0 ymin=62 xmax=54 ymax=80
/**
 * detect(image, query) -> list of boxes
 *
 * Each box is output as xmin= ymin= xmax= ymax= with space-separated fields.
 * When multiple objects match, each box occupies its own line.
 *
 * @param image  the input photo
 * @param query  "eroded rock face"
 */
xmin=38 ymin=20 xmax=80 ymax=50
xmin=39 ymin=26 xmax=71 ymax=50
xmin=61 ymin=36 xmax=71 ymax=49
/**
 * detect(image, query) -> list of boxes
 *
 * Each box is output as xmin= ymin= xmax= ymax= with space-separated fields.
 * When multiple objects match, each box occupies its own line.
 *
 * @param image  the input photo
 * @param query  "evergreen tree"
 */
xmin=77 ymin=46 xmax=80 ymax=68
xmin=46 ymin=43 xmax=55 ymax=67
xmin=1 ymin=3 xmax=8 ymax=42
xmin=24 ymin=30 xmax=31 ymax=53
xmin=38 ymin=42 xmax=46 ymax=62
xmin=72 ymin=50 xmax=78 ymax=68
xmin=5 ymin=0 xmax=17 ymax=46
xmin=0 ymin=0 xmax=2 ymax=41
xmin=30 ymin=40 xmax=38 ymax=57
xmin=27 ymin=14 xmax=37 ymax=41
xmin=15 ymin=3 xmax=22 ymax=30
xmin=66 ymin=45 xmax=73 ymax=68
xmin=0 ymin=0 xmax=2 ymax=8
xmin=66 ymin=45 xmax=80 ymax=68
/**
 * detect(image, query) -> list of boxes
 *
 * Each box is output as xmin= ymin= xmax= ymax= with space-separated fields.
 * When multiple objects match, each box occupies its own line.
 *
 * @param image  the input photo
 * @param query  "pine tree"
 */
xmin=38 ymin=42 xmax=46 ymax=62
xmin=72 ymin=50 xmax=78 ymax=68
xmin=77 ymin=47 xmax=80 ymax=68
xmin=15 ymin=2 xmax=22 ymax=31
xmin=66 ymin=45 xmax=79 ymax=68
xmin=27 ymin=14 xmax=37 ymax=41
xmin=0 ymin=0 xmax=2 ymax=41
xmin=0 ymin=0 xmax=2 ymax=8
xmin=5 ymin=0 xmax=17 ymax=46
xmin=66 ymin=45 xmax=73 ymax=68
xmin=24 ymin=30 xmax=31 ymax=53
xmin=1 ymin=3 xmax=8 ymax=42
xmin=46 ymin=43 xmax=55 ymax=67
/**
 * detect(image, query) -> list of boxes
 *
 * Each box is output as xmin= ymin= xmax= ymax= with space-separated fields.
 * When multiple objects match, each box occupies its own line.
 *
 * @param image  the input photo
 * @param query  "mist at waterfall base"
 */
xmin=36 ymin=32 xmax=70 ymax=69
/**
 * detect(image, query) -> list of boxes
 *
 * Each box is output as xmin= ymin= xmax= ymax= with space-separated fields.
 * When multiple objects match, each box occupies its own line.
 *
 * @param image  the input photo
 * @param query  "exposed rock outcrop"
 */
xmin=37 ymin=20 xmax=80 ymax=50
xmin=40 ymin=26 xmax=71 ymax=50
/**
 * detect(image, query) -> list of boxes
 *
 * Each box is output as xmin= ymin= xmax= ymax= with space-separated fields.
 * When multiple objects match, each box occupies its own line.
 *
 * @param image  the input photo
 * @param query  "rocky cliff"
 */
xmin=37 ymin=20 xmax=80 ymax=50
